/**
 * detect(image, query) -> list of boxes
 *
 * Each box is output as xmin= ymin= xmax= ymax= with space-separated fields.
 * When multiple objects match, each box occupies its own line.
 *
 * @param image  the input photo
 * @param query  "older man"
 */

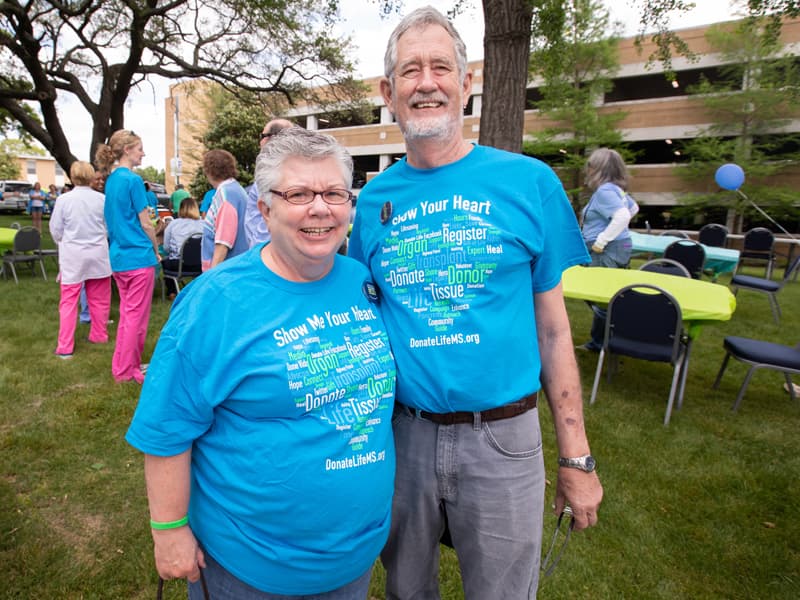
xmin=348 ymin=6 xmax=603 ymax=599
xmin=244 ymin=118 xmax=295 ymax=247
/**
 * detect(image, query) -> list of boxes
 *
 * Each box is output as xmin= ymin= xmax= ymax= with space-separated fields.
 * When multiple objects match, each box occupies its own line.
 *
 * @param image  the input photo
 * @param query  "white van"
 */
xmin=0 ymin=181 xmax=31 ymax=212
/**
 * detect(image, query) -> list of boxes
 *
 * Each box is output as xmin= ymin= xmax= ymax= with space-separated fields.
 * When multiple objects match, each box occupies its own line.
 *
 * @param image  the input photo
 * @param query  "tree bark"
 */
xmin=479 ymin=0 xmax=534 ymax=152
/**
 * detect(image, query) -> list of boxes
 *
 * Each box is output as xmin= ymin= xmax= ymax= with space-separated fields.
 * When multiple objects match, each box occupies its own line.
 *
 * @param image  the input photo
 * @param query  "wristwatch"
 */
xmin=558 ymin=454 xmax=597 ymax=472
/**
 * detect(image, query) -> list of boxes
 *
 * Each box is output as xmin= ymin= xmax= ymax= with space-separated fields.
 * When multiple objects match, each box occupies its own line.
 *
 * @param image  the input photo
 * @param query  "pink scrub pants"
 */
xmin=112 ymin=267 xmax=155 ymax=384
xmin=56 ymin=277 xmax=112 ymax=355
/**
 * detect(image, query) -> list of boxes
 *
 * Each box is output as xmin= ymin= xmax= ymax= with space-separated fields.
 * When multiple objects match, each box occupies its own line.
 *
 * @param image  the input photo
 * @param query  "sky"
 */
xmin=58 ymin=0 xmax=745 ymax=170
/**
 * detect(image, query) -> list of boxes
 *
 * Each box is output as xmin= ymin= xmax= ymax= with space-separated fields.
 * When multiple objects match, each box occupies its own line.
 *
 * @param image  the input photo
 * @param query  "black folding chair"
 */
xmin=729 ymin=254 xmax=800 ymax=324
xmin=639 ymin=258 xmax=691 ymax=278
xmin=698 ymin=223 xmax=728 ymax=248
xmin=1 ymin=226 xmax=47 ymax=284
xmin=739 ymin=227 xmax=775 ymax=279
xmin=161 ymin=234 xmax=203 ymax=301
xmin=664 ymin=239 xmax=706 ymax=279
xmin=589 ymin=283 xmax=689 ymax=426
xmin=712 ymin=336 xmax=800 ymax=412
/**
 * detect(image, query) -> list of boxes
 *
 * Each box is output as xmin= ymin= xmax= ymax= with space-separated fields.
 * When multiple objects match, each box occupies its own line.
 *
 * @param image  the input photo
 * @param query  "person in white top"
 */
xmin=49 ymin=161 xmax=112 ymax=358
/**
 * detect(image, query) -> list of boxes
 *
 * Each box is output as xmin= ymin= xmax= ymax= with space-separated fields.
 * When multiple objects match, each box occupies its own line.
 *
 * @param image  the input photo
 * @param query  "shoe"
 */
xmin=79 ymin=319 xmax=91 ymax=324
xmin=140 ymin=363 xmax=149 ymax=374
xmin=54 ymin=353 xmax=73 ymax=360
xmin=575 ymin=342 xmax=601 ymax=352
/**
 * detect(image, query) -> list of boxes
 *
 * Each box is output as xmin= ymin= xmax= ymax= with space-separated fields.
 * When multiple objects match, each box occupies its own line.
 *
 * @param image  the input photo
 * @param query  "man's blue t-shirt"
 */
xmin=126 ymin=248 xmax=396 ymax=595
xmin=103 ymin=167 xmax=157 ymax=272
xmin=349 ymin=144 xmax=588 ymax=413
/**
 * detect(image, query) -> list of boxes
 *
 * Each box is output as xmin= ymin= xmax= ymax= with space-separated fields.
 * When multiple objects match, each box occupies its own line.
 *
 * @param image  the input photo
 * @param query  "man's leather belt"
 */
xmin=405 ymin=393 xmax=538 ymax=425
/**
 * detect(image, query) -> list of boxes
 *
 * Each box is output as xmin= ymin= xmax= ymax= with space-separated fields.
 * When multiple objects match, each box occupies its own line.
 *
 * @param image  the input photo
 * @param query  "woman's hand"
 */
xmin=152 ymin=526 xmax=206 ymax=582
xmin=591 ymin=243 xmax=604 ymax=254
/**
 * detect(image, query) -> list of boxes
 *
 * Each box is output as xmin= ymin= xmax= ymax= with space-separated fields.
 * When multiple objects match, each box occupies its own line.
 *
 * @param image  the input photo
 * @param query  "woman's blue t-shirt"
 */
xmin=126 ymin=247 xmax=396 ymax=595
xmin=104 ymin=167 xmax=157 ymax=272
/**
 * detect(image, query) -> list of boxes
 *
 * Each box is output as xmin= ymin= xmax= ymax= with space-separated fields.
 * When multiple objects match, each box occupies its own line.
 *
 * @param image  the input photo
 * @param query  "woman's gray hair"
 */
xmin=585 ymin=148 xmax=629 ymax=191
xmin=384 ymin=6 xmax=468 ymax=86
xmin=255 ymin=128 xmax=353 ymax=206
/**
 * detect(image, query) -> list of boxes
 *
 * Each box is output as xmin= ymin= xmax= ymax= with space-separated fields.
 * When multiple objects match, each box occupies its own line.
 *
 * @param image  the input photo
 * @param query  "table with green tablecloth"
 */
xmin=0 ymin=227 xmax=17 ymax=277
xmin=630 ymin=231 xmax=740 ymax=277
xmin=562 ymin=265 xmax=736 ymax=334
xmin=0 ymin=227 xmax=15 ymax=252
xmin=562 ymin=265 xmax=737 ymax=410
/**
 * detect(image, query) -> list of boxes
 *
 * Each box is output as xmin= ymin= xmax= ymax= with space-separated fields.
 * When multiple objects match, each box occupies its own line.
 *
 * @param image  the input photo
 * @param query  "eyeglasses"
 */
xmin=270 ymin=188 xmax=354 ymax=205
xmin=259 ymin=132 xmax=274 ymax=141
xmin=540 ymin=506 xmax=575 ymax=577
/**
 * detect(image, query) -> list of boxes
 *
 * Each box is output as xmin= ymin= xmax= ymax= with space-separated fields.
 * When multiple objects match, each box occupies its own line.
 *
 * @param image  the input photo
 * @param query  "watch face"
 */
xmin=584 ymin=456 xmax=596 ymax=471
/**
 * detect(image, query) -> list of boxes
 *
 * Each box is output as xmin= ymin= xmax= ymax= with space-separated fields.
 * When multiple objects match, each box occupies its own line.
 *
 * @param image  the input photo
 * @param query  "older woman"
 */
xmin=162 ymin=196 xmax=204 ymax=298
xmin=126 ymin=128 xmax=396 ymax=599
xmin=95 ymin=130 xmax=160 ymax=384
xmin=579 ymin=147 xmax=639 ymax=351
xmin=49 ymin=161 xmax=112 ymax=358
xmin=201 ymin=149 xmax=250 ymax=271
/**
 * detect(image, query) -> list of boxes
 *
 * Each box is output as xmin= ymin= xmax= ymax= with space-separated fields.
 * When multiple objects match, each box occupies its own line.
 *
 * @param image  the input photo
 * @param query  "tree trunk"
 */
xmin=479 ymin=0 xmax=534 ymax=152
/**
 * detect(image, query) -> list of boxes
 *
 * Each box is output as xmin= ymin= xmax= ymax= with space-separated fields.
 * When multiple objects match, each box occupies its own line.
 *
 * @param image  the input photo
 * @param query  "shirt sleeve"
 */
xmin=125 ymin=300 xmax=213 ymax=456
xmin=131 ymin=176 xmax=150 ymax=215
xmin=163 ymin=221 xmax=174 ymax=253
xmin=531 ymin=179 xmax=590 ymax=293
xmin=348 ymin=207 xmax=367 ymax=264
xmin=214 ymin=200 xmax=240 ymax=249
xmin=49 ymin=203 xmax=64 ymax=242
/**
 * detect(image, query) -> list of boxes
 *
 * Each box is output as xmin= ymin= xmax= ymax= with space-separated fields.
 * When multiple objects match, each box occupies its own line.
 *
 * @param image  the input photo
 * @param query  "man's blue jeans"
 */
xmin=381 ymin=404 xmax=545 ymax=599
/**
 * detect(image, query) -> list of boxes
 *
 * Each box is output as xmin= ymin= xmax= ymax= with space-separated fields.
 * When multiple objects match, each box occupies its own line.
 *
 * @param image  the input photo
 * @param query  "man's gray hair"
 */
xmin=383 ymin=6 xmax=468 ymax=85
xmin=255 ymin=128 xmax=353 ymax=206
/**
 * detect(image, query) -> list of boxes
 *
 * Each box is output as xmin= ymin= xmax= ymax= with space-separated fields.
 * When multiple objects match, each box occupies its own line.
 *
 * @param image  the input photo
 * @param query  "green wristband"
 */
xmin=150 ymin=515 xmax=189 ymax=530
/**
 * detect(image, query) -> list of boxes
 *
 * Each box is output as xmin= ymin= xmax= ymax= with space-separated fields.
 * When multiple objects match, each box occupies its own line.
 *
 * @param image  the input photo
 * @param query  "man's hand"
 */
xmin=553 ymin=468 xmax=603 ymax=531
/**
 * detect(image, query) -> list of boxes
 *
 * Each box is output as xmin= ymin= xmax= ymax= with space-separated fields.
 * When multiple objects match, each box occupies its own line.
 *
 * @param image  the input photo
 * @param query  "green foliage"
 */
xmin=0 ymin=138 xmax=46 ymax=179
xmin=2 ymin=210 xmax=799 ymax=598
xmin=200 ymin=91 xmax=268 ymax=190
xmin=748 ymin=0 xmax=800 ymax=17
xmin=0 ymin=1 xmax=365 ymax=171
xmin=526 ymin=0 xmax=627 ymax=205
xmin=676 ymin=16 xmax=800 ymax=231
xmin=0 ymin=148 xmax=20 ymax=179
xmin=134 ymin=166 xmax=165 ymax=185
xmin=189 ymin=165 xmax=211 ymax=204
xmin=634 ymin=0 xmax=800 ymax=77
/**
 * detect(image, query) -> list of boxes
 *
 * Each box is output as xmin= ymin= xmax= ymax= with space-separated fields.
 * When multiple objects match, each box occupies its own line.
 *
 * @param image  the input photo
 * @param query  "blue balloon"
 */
xmin=715 ymin=163 xmax=745 ymax=190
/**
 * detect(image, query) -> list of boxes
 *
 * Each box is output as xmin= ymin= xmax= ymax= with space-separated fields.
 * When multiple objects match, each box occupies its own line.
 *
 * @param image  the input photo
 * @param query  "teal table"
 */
xmin=630 ymin=232 xmax=740 ymax=277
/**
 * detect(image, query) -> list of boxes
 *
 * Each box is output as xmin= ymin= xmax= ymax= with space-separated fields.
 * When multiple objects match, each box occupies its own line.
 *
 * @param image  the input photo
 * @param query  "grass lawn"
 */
xmin=1 ymin=212 xmax=798 ymax=598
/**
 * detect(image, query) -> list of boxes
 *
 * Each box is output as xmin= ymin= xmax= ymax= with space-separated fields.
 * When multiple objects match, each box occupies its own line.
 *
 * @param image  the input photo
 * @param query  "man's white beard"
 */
xmin=394 ymin=90 xmax=463 ymax=142
xmin=400 ymin=112 xmax=461 ymax=142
